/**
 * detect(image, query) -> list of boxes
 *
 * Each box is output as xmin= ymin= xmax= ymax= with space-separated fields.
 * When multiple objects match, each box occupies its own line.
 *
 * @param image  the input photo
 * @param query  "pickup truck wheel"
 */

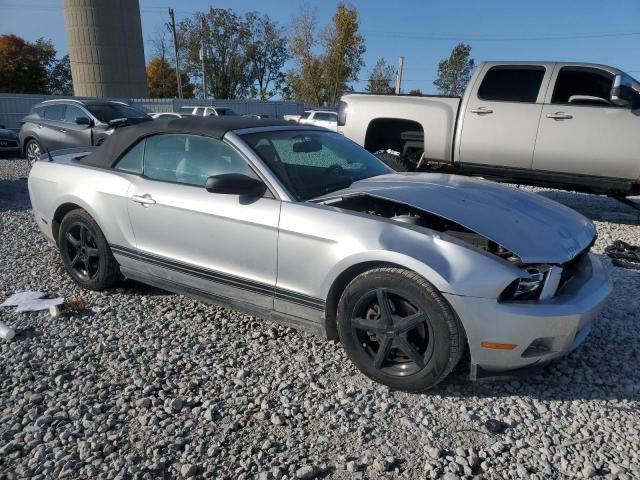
xmin=337 ymin=267 xmax=465 ymax=392
xmin=58 ymin=209 xmax=122 ymax=291
xmin=375 ymin=152 xmax=410 ymax=172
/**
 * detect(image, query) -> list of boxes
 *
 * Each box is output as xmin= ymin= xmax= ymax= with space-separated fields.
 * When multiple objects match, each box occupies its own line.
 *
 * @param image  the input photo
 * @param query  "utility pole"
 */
xmin=200 ymin=15 xmax=207 ymax=99
xmin=168 ymin=8 xmax=183 ymax=99
xmin=395 ymin=56 xmax=404 ymax=95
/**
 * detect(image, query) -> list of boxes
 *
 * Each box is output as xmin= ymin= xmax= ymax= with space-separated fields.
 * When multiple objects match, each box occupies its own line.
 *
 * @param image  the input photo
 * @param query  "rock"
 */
xmin=295 ymin=465 xmax=317 ymax=479
xmin=180 ymin=463 xmax=197 ymax=478
xmin=170 ymin=397 xmax=183 ymax=412
xmin=270 ymin=414 xmax=284 ymax=426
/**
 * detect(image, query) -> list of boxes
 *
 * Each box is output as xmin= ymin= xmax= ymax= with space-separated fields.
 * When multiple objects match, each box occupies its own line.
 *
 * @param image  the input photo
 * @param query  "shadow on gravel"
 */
xmin=537 ymin=190 xmax=640 ymax=226
xmin=0 ymin=178 xmax=30 ymax=212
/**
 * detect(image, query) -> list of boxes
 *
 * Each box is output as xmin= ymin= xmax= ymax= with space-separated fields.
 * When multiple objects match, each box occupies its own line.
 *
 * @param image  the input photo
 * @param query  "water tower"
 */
xmin=63 ymin=0 xmax=148 ymax=98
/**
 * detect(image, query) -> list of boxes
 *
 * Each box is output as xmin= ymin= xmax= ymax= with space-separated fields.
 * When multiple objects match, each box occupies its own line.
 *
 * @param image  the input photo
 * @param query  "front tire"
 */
xmin=25 ymin=139 xmax=41 ymax=166
xmin=58 ymin=209 xmax=122 ymax=291
xmin=337 ymin=267 xmax=465 ymax=391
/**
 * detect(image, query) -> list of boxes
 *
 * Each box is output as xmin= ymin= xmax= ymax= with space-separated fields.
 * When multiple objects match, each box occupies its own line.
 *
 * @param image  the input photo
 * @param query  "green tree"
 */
xmin=48 ymin=54 xmax=73 ymax=95
xmin=433 ymin=43 xmax=474 ymax=96
xmin=245 ymin=12 xmax=288 ymax=100
xmin=177 ymin=8 xmax=252 ymax=99
xmin=287 ymin=3 xmax=365 ymax=105
xmin=0 ymin=34 xmax=56 ymax=94
xmin=366 ymin=58 xmax=395 ymax=94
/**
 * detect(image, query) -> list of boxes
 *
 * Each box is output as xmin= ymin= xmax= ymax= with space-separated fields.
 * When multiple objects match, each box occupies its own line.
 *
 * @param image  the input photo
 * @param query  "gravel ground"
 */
xmin=0 ymin=156 xmax=639 ymax=480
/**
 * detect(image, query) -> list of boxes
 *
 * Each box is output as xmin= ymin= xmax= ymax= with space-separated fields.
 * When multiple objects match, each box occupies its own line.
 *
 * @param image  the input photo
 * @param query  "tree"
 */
xmin=408 ymin=88 xmax=423 ymax=96
xmin=286 ymin=8 xmax=325 ymax=105
xmin=433 ymin=43 xmax=474 ymax=96
xmin=245 ymin=12 xmax=287 ymax=100
xmin=48 ymin=54 xmax=73 ymax=95
xmin=178 ymin=8 xmax=252 ymax=99
xmin=287 ymin=3 xmax=365 ymax=105
xmin=0 ymin=34 xmax=56 ymax=94
xmin=146 ymin=57 xmax=193 ymax=98
xmin=321 ymin=2 xmax=366 ymax=105
xmin=366 ymin=58 xmax=394 ymax=94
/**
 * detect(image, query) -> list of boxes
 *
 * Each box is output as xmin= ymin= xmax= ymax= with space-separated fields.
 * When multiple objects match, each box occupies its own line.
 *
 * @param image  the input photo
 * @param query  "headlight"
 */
xmin=499 ymin=267 xmax=547 ymax=302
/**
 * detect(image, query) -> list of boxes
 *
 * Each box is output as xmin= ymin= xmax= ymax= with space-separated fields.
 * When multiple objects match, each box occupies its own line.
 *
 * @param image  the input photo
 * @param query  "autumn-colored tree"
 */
xmin=366 ymin=58 xmax=395 ymax=94
xmin=0 ymin=34 xmax=56 ymax=93
xmin=434 ymin=43 xmax=475 ymax=96
xmin=408 ymin=89 xmax=423 ymax=96
xmin=146 ymin=57 xmax=193 ymax=98
xmin=287 ymin=3 xmax=365 ymax=105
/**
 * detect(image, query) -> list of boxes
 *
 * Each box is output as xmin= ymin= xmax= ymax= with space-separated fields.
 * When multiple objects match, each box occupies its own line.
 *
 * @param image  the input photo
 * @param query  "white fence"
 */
xmin=0 ymin=94 xmax=307 ymax=130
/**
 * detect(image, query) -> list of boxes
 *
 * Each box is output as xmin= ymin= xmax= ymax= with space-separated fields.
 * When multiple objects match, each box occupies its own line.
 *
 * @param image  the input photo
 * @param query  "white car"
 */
xmin=299 ymin=110 xmax=338 ymax=131
xmin=180 ymin=106 xmax=238 ymax=117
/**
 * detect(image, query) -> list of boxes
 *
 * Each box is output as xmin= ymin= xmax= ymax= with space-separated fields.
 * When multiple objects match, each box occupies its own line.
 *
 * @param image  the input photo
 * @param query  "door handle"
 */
xmin=60 ymin=129 xmax=66 ymax=133
xmin=37 ymin=124 xmax=43 ymax=129
xmin=471 ymin=107 xmax=494 ymax=115
xmin=131 ymin=194 xmax=156 ymax=206
xmin=546 ymin=112 xmax=573 ymax=120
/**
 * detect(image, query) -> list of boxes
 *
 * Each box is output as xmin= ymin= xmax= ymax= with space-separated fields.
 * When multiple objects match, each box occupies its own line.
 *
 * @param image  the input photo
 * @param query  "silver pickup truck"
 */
xmin=338 ymin=61 xmax=640 ymax=203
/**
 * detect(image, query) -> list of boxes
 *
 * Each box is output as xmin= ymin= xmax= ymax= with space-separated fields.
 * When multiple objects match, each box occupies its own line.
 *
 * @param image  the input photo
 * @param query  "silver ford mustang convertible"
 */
xmin=28 ymin=117 xmax=612 ymax=391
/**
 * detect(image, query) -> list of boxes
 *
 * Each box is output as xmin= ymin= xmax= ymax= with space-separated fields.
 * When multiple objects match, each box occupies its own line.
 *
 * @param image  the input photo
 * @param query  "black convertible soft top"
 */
xmin=80 ymin=116 xmax=293 ymax=168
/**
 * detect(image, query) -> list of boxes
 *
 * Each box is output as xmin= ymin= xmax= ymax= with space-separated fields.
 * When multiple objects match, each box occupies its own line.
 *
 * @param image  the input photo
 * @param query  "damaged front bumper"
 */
xmin=443 ymin=253 xmax=612 ymax=373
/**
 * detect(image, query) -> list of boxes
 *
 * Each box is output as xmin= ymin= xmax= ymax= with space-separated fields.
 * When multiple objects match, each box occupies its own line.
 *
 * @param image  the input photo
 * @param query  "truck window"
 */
xmin=551 ymin=67 xmax=614 ymax=106
xmin=477 ymin=66 xmax=546 ymax=103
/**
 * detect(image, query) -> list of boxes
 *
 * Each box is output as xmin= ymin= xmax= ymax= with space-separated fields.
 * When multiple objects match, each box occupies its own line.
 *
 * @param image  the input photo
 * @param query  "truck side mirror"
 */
xmin=611 ymin=75 xmax=631 ymax=108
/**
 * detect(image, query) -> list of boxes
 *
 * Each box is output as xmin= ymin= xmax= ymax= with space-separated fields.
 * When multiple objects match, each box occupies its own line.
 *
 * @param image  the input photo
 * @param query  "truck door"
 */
xmin=457 ymin=64 xmax=550 ymax=170
xmin=532 ymin=65 xmax=640 ymax=180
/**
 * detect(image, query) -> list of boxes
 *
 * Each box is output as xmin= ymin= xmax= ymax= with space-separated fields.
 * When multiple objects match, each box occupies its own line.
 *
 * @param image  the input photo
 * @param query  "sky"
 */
xmin=1 ymin=0 xmax=640 ymax=94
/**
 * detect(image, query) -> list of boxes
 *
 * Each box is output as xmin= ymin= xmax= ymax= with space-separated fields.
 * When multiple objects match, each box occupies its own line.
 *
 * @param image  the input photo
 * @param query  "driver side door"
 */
xmin=121 ymin=133 xmax=281 ymax=310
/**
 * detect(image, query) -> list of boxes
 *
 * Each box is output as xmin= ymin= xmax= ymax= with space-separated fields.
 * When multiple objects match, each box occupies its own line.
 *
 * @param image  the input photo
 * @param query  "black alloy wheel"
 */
xmin=351 ymin=288 xmax=434 ymax=376
xmin=338 ymin=267 xmax=465 ymax=391
xmin=62 ymin=222 xmax=101 ymax=281
xmin=58 ymin=209 xmax=122 ymax=290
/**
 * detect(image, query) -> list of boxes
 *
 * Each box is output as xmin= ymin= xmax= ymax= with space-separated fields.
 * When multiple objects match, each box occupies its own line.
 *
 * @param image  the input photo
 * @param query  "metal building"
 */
xmin=63 ymin=0 xmax=148 ymax=98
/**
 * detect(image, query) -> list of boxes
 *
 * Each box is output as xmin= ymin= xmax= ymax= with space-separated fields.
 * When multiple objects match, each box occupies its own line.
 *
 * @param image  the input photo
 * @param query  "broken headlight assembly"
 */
xmin=499 ymin=266 xmax=563 ymax=302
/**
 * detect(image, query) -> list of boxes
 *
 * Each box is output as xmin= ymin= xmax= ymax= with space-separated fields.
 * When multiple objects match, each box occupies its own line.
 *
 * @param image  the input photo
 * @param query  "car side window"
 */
xmin=44 ymin=104 xmax=67 ymax=121
xmin=551 ymin=67 xmax=614 ymax=106
xmin=477 ymin=66 xmax=546 ymax=103
xmin=143 ymin=134 xmax=253 ymax=187
xmin=64 ymin=105 xmax=86 ymax=123
xmin=114 ymin=140 xmax=144 ymax=174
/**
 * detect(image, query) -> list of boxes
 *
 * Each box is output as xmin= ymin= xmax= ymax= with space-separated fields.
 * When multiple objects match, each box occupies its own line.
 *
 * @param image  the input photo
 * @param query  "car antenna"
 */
xmin=46 ymin=148 xmax=54 ymax=162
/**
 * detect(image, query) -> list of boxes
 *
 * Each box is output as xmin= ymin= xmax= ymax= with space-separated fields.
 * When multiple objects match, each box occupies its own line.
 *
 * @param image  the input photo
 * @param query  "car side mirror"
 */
xmin=611 ymin=75 xmax=631 ymax=108
xmin=75 ymin=116 xmax=93 ymax=126
xmin=205 ymin=174 xmax=266 ymax=197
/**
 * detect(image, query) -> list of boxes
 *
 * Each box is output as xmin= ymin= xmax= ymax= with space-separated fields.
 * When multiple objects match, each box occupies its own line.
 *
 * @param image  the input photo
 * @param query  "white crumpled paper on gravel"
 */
xmin=0 ymin=291 xmax=64 ymax=312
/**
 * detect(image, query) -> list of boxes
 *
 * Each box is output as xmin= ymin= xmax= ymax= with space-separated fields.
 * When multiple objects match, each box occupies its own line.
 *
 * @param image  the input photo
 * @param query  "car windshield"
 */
xmin=242 ymin=129 xmax=391 ymax=200
xmin=86 ymin=103 xmax=149 ymax=122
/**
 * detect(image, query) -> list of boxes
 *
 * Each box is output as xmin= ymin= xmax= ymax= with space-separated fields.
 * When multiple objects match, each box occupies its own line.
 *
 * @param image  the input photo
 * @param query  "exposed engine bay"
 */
xmin=324 ymin=194 xmax=520 ymax=263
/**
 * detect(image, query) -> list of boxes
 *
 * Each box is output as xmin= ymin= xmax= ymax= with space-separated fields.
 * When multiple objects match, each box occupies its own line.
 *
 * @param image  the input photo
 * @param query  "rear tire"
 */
xmin=375 ymin=151 xmax=410 ymax=172
xmin=337 ymin=267 xmax=465 ymax=391
xmin=58 ymin=209 xmax=122 ymax=291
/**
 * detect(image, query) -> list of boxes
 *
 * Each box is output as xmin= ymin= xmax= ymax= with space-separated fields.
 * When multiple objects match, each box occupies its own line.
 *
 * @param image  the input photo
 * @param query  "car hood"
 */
xmin=324 ymin=173 xmax=596 ymax=264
